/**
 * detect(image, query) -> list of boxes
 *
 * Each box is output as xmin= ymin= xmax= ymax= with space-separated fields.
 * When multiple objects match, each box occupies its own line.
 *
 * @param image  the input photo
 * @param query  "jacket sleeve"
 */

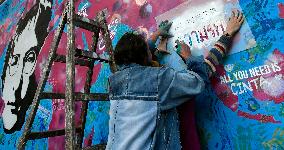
xmin=183 ymin=34 xmax=233 ymax=80
xmin=158 ymin=67 xmax=205 ymax=111
xmin=185 ymin=55 xmax=211 ymax=84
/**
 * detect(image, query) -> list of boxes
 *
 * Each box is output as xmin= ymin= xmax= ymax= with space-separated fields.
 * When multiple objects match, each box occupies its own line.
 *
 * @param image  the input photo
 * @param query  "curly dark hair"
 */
xmin=114 ymin=32 xmax=150 ymax=66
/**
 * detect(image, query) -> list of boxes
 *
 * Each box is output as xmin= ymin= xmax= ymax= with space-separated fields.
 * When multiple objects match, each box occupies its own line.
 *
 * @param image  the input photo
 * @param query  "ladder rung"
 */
xmin=83 ymin=144 xmax=106 ymax=150
xmin=40 ymin=92 xmax=109 ymax=101
xmin=54 ymin=54 xmax=93 ymax=67
xmin=75 ymin=49 xmax=110 ymax=62
xmin=28 ymin=128 xmax=82 ymax=140
xmin=75 ymin=93 xmax=109 ymax=101
xmin=39 ymin=93 xmax=65 ymax=99
xmin=75 ymin=14 xmax=101 ymax=32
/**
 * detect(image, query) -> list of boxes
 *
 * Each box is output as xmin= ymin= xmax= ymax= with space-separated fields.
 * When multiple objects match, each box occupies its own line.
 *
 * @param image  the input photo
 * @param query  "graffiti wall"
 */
xmin=0 ymin=0 xmax=283 ymax=149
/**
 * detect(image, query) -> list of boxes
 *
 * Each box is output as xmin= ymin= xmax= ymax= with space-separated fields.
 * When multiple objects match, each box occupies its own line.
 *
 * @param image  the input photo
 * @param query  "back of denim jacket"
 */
xmin=107 ymin=65 xmax=160 ymax=150
xmin=107 ymin=63 xmax=205 ymax=150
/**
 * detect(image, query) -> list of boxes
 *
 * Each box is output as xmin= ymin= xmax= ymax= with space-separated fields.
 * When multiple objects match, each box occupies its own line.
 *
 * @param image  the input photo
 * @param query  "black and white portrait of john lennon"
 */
xmin=1 ymin=0 xmax=52 ymax=134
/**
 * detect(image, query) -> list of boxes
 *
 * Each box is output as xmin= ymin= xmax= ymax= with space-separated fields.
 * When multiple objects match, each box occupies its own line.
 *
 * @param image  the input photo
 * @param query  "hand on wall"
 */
xmin=225 ymin=10 xmax=245 ymax=36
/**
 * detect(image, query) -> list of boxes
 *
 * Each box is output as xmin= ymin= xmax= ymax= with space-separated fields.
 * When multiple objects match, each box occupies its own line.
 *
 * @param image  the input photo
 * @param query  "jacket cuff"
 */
xmin=185 ymin=55 xmax=204 ymax=69
xmin=185 ymin=55 xmax=211 ymax=83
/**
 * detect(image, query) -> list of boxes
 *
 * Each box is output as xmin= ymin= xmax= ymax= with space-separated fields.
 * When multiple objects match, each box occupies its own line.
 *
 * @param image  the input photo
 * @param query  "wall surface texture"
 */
xmin=0 ymin=0 xmax=284 ymax=149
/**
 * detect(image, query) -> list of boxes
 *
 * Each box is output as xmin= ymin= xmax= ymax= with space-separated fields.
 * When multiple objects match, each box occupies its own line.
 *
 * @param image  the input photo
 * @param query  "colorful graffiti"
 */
xmin=0 ymin=0 xmax=284 ymax=149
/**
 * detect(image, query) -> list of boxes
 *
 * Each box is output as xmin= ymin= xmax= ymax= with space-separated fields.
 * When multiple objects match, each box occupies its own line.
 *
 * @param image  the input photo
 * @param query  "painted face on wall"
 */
xmin=1 ymin=0 xmax=52 ymax=133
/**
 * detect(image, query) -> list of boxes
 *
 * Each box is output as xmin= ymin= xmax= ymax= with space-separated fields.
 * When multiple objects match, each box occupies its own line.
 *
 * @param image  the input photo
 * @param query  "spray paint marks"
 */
xmin=135 ymin=0 xmax=146 ymax=6
xmin=233 ymin=126 xmax=253 ymax=150
xmin=279 ymin=103 xmax=284 ymax=117
xmin=238 ymin=111 xmax=281 ymax=123
xmin=245 ymin=98 xmax=260 ymax=112
xmin=139 ymin=3 xmax=152 ymax=18
xmin=262 ymin=128 xmax=284 ymax=149
xmin=278 ymin=3 xmax=284 ymax=19
xmin=0 ymin=0 xmax=12 ymax=23
xmin=112 ymin=1 xmax=122 ymax=11
xmin=84 ymin=127 xmax=95 ymax=147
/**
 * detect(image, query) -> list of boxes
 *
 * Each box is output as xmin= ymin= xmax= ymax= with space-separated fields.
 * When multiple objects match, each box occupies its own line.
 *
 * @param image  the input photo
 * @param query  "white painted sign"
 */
xmin=155 ymin=0 xmax=256 ymax=56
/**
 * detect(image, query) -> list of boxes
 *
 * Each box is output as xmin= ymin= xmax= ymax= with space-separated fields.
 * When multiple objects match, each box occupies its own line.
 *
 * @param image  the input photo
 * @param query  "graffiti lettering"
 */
xmin=184 ymin=23 xmax=226 ymax=46
xmin=98 ymin=17 xmax=120 ymax=52
xmin=220 ymin=63 xmax=282 ymax=96
xmin=77 ymin=3 xmax=88 ymax=17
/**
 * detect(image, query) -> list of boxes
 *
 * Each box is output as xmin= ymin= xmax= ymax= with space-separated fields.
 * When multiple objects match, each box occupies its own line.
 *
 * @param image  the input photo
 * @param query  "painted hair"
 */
xmin=15 ymin=0 xmax=52 ymax=50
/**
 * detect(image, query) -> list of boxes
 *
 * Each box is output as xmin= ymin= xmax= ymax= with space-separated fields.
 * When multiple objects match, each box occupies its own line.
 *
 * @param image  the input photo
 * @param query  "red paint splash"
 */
xmin=212 ymin=65 xmax=239 ymax=112
xmin=48 ymin=107 xmax=65 ymax=150
xmin=278 ymin=3 xmax=284 ymax=19
xmin=84 ymin=127 xmax=95 ymax=147
xmin=252 ymin=49 xmax=284 ymax=104
xmin=211 ymin=49 xmax=284 ymax=123
xmin=238 ymin=110 xmax=281 ymax=123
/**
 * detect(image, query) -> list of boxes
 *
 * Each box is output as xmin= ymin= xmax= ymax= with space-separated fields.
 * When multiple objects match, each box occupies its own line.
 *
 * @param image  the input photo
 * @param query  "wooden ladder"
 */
xmin=17 ymin=0 xmax=116 ymax=149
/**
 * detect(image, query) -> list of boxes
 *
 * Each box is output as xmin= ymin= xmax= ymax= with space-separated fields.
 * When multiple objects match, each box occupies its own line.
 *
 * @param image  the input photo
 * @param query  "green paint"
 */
xmin=0 ymin=133 xmax=4 ymax=145
xmin=262 ymin=128 xmax=284 ymax=149
xmin=198 ymin=127 xmax=211 ymax=150
xmin=279 ymin=103 xmax=284 ymax=117
xmin=88 ymin=111 xmax=97 ymax=123
xmin=233 ymin=126 xmax=253 ymax=150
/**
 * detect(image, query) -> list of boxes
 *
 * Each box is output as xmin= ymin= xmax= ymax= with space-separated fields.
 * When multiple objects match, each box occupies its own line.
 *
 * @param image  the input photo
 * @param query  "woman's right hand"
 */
xmin=225 ymin=10 xmax=245 ymax=36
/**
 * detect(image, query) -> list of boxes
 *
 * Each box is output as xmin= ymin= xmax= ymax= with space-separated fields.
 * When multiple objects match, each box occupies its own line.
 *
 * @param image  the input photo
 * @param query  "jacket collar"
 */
xmin=117 ymin=63 xmax=141 ymax=71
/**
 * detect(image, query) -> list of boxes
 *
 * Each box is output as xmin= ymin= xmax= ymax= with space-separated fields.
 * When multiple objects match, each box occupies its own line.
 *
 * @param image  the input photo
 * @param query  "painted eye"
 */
xmin=23 ymin=50 xmax=37 ymax=75
xmin=10 ymin=55 xmax=19 ymax=66
xmin=8 ymin=54 xmax=20 ymax=76
xmin=25 ymin=51 xmax=36 ymax=63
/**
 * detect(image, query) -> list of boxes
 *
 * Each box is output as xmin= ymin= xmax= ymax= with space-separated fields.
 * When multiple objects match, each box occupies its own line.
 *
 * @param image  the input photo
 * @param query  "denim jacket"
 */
xmin=106 ymin=56 xmax=210 ymax=150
